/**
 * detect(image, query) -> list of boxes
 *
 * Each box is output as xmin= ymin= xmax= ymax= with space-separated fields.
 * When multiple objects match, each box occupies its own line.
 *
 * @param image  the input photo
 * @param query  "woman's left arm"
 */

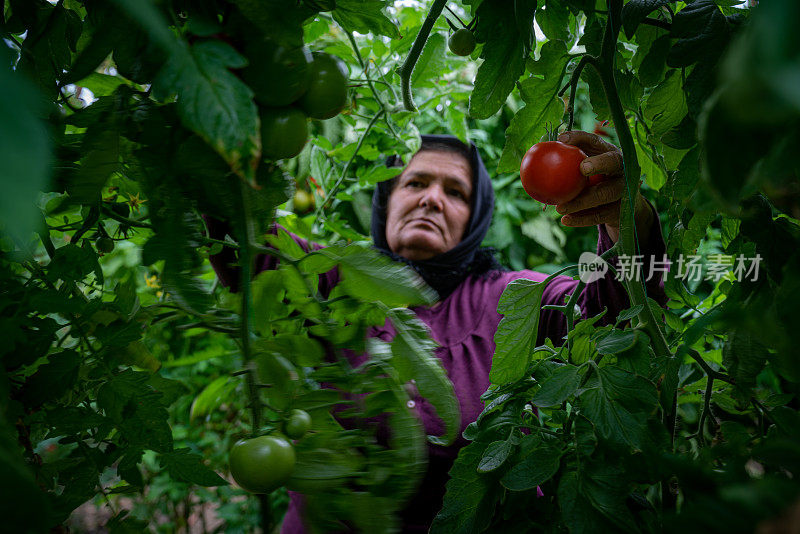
xmin=553 ymin=130 xmax=656 ymax=245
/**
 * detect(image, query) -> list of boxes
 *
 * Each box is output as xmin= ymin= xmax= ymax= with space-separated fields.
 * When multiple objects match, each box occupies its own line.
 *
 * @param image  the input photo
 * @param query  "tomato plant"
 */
xmin=519 ymin=141 xmax=589 ymax=205
xmin=284 ymin=409 xmax=312 ymax=439
xmin=229 ymin=435 xmax=297 ymax=494
xmin=448 ymin=29 xmax=476 ymax=56
xmin=299 ymin=52 xmax=349 ymax=120
xmin=4 ymin=0 xmax=799 ymax=533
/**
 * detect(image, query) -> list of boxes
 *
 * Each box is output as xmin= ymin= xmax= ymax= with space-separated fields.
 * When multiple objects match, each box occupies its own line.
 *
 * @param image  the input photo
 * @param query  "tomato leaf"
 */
xmin=333 ymin=0 xmax=401 ymax=39
xmin=578 ymin=367 xmax=658 ymax=450
xmin=477 ymin=439 xmax=515 ymax=473
xmin=159 ymin=448 xmax=228 ymax=487
xmin=468 ymin=0 xmax=534 ymax=120
xmin=490 ymin=276 xmax=553 ymax=384
xmin=621 ymin=0 xmax=671 ymax=39
xmin=154 ymin=40 xmax=260 ymax=181
xmin=430 ymin=441 xmax=502 ymax=534
xmin=497 ymin=40 xmax=569 ymax=173
xmin=531 ymin=364 xmax=581 ymax=407
xmin=387 ymin=308 xmax=461 ymax=447
xmin=500 ymin=439 xmax=561 ymax=491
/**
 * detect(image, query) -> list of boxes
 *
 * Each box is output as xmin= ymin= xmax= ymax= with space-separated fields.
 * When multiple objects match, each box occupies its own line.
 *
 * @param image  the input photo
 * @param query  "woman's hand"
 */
xmin=553 ymin=130 xmax=654 ymax=244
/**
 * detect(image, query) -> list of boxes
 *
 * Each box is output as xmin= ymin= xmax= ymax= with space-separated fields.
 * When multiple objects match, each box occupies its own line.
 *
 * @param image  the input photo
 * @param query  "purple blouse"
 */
xmin=205 ymin=216 xmax=667 ymax=533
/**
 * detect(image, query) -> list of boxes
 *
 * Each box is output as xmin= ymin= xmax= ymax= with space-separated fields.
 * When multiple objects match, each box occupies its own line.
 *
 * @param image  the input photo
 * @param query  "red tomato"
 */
xmin=520 ymin=141 xmax=590 ymax=205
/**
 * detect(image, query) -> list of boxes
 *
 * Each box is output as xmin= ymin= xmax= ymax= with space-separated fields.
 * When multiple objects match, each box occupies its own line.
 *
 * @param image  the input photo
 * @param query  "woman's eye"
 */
xmin=448 ymin=189 xmax=465 ymax=199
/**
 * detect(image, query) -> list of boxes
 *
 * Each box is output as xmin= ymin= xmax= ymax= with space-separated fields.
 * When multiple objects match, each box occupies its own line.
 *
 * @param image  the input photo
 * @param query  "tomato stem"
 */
xmin=399 ymin=0 xmax=448 ymax=112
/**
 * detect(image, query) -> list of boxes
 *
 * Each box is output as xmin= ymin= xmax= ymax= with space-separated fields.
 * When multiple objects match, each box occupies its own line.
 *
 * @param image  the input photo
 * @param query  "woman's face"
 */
xmin=385 ymin=150 xmax=473 ymax=261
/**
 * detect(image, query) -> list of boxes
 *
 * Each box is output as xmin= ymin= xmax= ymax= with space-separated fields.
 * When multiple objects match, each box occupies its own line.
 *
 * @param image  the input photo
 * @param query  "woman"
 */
xmin=207 ymin=132 xmax=667 ymax=532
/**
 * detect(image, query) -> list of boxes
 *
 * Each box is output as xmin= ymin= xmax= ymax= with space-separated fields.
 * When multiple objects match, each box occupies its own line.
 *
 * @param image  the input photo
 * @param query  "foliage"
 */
xmin=1 ymin=0 xmax=799 ymax=532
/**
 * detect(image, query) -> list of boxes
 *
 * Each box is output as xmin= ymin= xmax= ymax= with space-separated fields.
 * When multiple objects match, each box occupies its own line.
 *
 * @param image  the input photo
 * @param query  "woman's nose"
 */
xmin=419 ymin=184 xmax=444 ymax=211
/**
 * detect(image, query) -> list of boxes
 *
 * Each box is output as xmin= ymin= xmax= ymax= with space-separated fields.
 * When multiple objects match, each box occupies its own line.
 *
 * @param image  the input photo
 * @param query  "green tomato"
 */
xmin=448 ymin=28 xmax=476 ymax=57
xmin=260 ymin=107 xmax=309 ymax=161
xmin=242 ymin=42 xmax=312 ymax=107
xmin=293 ymin=190 xmax=314 ymax=213
xmin=299 ymin=52 xmax=349 ymax=120
xmin=284 ymin=409 xmax=312 ymax=439
xmin=95 ymin=237 xmax=114 ymax=254
xmin=229 ymin=435 xmax=296 ymax=494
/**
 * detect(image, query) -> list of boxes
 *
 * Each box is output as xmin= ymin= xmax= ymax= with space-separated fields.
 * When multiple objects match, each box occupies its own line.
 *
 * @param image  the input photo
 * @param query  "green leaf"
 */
xmin=490 ymin=276 xmax=554 ymax=384
xmin=154 ymin=40 xmax=260 ymax=181
xmin=500 ymin=440 xmax=561 ymax=491
xmin=329 ymin=246 xmax=437 ymax=307
xmin=580 ymin=462 xmax=639 ymax=531
xmin=48 ymin=244 xmax=104 ymax=285
xmin=190 ymin=376 xmax=237 ymax=421
xmin=643 ymin=69 xmax=688 ymax=139
xmin=411 ymin=31 xmax=447 ymax=87
xmin=497 ymin=40 xmax=569 ymax=173
xmin=20 ymin=350 xmax=80 ymax=408
xmin=387 ymin=308 xmax=460 ymax=446
xmin=97 ymin=370 xmax=173 ymax=452
xmin=536 ymin=0 xmax=570 ymax=42
xmin=558 ymin=471 xmax=614 ymax=534
xmin=333 ymin=0 xmax=400 ymax=38
xmin=0 ymin=64 xmax=52 ymax=241
xmin=430 ymin=441 xmax=501 ymax=534
xmin=469 ymin=0 xmax=534 ymax=119
xmin=722 ymin=331 xmax=767 ymax=398
xmin=578 ymin=366 xmax=658 ymax=450
xmin=159 ymin=448 xmax=227 ymax=486
xmin=595 ymin=329 xmax=639 ymax=355
xmin=621 ymin=0 xmax=670 ymax=38
xmin=531 ymin=364 xmax=581 ymax=407
xmin=477 ymin=440 xmax=515 ymax=473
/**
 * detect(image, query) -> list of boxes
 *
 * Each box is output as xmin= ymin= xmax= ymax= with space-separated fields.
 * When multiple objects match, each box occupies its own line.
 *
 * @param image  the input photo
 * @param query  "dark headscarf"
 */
xmin=371 ymin=135 xmax=504 ymax=299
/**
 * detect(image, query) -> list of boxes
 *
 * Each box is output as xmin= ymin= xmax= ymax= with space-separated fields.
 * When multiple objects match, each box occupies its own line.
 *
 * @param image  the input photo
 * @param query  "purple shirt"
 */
xmin=205 ymin=216 xmax=667 ymax=533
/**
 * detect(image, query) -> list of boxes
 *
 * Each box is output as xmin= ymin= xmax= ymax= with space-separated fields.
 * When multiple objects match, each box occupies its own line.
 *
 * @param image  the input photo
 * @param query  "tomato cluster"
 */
xmin=233 ymin=31 xmax=348 ymax=161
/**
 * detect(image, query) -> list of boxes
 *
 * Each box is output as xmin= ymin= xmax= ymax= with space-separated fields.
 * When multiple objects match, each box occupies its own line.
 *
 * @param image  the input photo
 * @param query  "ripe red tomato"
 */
xmin=520 ymin=141 xmax=590 ymax=205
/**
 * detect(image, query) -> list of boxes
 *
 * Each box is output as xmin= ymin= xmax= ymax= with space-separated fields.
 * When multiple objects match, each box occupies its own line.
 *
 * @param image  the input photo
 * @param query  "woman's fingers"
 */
xmin=558 ymin=130 xmax=616 ymax=156
xmin=558 ymin=130 xmax=623 ymax=177
xmin=560 ymin=201 xmax=620 ymax=228
xmin=556 ymin=175 xmax=626 ymax=215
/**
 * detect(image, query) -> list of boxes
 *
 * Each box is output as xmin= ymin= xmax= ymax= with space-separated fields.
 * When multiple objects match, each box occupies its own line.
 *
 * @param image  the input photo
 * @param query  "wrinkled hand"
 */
xmin=554 ymin=130 xmax=653 ymax=243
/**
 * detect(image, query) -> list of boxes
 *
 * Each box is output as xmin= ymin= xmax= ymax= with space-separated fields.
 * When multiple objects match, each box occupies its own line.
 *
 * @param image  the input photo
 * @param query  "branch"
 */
xmin=398 ymin=0 xmax=448 ymax=112
xmin=101 ymin=203 xmax=153 ymax=229
xmin=318 ymin=108 xmax=385 ymax=212
xmin=642 ymin=17 xmax=671 ymax=31
xmin=559 ymin=55 xmax=597 ymax=132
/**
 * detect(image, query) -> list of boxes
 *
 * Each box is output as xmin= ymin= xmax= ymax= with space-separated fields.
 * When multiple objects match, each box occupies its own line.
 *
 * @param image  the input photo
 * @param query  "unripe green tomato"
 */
xmin=229 ymin=435 xmax=296 ymax=494
xmin=284 ymin=409 xmax=312 ymax=439
xmin=95 ymin=237 xmax=114 ymax=254
xmin=260 ymin=107 xmax=309 ymax=161
xmin=242 ymin=42 xmax=312 ymax=107
xmin=299 ymin=53 xmax=349 ymax=120
xmin=448 ymin=28 xmax=476 ymax=56
xmin=293 ymin=190 xmax=314 ymax=213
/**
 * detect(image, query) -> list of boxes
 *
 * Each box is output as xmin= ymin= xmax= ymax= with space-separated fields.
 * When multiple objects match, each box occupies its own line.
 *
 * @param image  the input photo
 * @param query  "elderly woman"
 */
xmin=208 ymin=132 xmax=666 ymax=533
